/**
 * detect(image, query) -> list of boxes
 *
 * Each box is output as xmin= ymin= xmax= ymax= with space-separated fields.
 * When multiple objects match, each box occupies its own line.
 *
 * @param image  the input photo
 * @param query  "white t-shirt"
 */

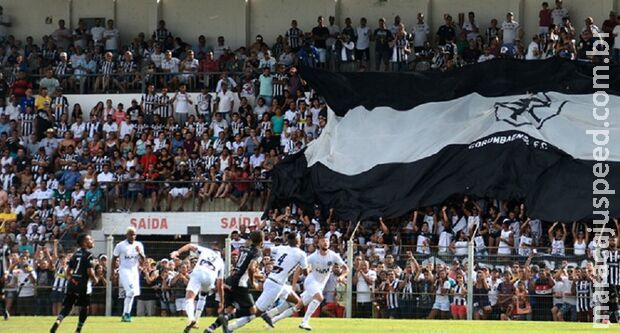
xmin=269 ymin=245 xmax=308 ymax=284
xmin=90 ymin=26 xmax=106 ymax=44
xmin=412 ymin=23 xmax=430 ymax=47
xmin=355 ymin=26 xmax=370 ymax=50
xmin=14 ymin=269 xmax=37 ymax=297
xmin=435 ymin=280 xmax=452 ymax=303
xmin=113 ymin=239 xmax=145 ymax=272
xmin=307 ymin=250 xmax=345 ymax=286
xmin=551 ymin=8 xmax=569 ymax=26
xmin=230 ymin=238 xmax=246 ymax=250
xmin=356 ymin=269 xmax=377 ymax=303
xmin=526 ymin=41 xmax=541 ymax=60
xmin=561 ymin=277 xmax=576 ymax=305
xmin=103 ymin=28 xmax=120 ymax=51
xmin=462 ymin=21 xmax=479 ymax=41
xmin=161 ymin=57 xmax=180 ymax=73
xmin=174 ymin=92 xmax=191 ymax=114
xmin=502 ymin=20 xmax=520 ymax=44
xmin=614 ymin=26 xmax=620 ymax=49
xmin=217 ymin=90 xmax=235 ymax=113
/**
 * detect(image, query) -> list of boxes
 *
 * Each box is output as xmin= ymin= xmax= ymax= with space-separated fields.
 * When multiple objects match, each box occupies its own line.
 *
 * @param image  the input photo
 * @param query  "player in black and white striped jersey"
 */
xmin=575 ymin=268 xmax=593 ymax=322
xmin=384 ymin=270 xmax=405 ymax=319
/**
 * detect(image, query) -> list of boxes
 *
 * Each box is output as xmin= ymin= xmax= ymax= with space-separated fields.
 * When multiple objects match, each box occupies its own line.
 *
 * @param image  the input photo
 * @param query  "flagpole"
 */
xmin=346 ymin=220 xmax=361 ymax=318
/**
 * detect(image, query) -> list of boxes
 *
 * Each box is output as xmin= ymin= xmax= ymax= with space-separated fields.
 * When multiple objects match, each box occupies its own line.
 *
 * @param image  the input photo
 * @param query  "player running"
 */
xmin=113 ymin=227 xmax=146 ymax=322
xmin=223 ymin=232 xmax=308 ymax=333
xmin=50 ymin=234 xmax=98 ymax=333
xmin=271 ymin=236 xmax=348 ymax=330
xmin=170 ymin=242 xmax=225 ymax=333
xmin=204 ymin=230 xmax=265 ymax=333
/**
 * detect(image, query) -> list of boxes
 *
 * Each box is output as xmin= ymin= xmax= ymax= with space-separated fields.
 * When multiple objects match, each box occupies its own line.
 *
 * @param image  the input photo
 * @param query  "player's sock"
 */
xmin=194 ymin=295 xmax=206 ymax=322
xmin=273 ymin=306 xmax=298 ymax=324
xmin=303 ymin=299 xmax=320 ymax=324
xmin=228 ymin=315 xmax=255 ymax=331
xmin=76 ymin=306 xmax=88 ymax=332
xmin=266 ymin=302 xmax=291 ymax=317
xmin=185 ymin=298 xmax=196 ymax=323
xmin=123 ymin=296 xmax=135 ymax=316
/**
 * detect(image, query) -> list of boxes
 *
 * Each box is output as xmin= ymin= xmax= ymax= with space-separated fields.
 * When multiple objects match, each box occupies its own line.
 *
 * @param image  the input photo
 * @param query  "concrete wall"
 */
xmin=2 ymin=0 xmax=618 ymax=48
xmin=250 ymin=0 xmax=335 ymax=45
xmin=161 ymin=0 xmax=247 ymax=50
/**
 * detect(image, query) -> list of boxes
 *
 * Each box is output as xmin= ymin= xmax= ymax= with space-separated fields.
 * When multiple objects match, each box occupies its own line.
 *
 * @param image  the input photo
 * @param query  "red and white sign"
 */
xmin=101 ymin=212 xmax=263 ymax=235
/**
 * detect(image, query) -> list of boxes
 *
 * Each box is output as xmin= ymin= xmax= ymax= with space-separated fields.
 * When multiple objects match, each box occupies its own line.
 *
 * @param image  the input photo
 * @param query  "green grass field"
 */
xmin=1 ymin=317 xmax=613 ymax=333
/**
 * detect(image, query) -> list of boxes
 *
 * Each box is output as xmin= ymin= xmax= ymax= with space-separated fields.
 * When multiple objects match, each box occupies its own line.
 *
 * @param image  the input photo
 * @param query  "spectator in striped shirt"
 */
xmin=152 ymin=20 xmax=172 ymax=45
xmin=94 ymin=52 xmax=121 ymax=93
xmin=286 ymin=20 xmax=304 ymax=52
xmin=117 ymin=51 xmax=139 ymax=92
xmin=389 ymin=25 xmax=411 ymax=72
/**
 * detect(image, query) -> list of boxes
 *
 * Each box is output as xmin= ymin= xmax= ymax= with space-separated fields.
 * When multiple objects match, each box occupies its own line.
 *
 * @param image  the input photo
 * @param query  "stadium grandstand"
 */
xmin=0 ymin=1 xmax=620 ymax=332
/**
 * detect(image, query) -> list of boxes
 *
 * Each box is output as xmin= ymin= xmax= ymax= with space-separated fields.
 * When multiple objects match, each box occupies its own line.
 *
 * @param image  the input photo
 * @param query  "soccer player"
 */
xmin=204 ymin=230 xmax=265 ymax=333
xmin=170 ymin=241 xmax=225 ymax=333
xmin=224 ymin=232 xmax=308 ymax=333
xmin=113 ymin=227 xmax=146 ymax=322
xmin=50 ymin=233 xmax=98 ymax=333
xmin=271 ymin=236 xmax=348 ymax=330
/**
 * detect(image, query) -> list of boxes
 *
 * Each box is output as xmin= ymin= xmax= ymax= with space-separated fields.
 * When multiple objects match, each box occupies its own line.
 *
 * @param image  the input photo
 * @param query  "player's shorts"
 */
xmin=224 ymin=286 xmax=254 ymax=310
xmin=301 ymin=278 xmax=325 ymax=305
xmin=63 ymin=290 xmax=91 ymax=308
xmin=432 ymin=298 xmax=450 ymax=312
xmin=186 ymin=268 xmax=216 ymax=295
xmin=119 ymin=268 xmax=141 ymax=297
xmin=255 ymin=278 xmax=287 ymax=312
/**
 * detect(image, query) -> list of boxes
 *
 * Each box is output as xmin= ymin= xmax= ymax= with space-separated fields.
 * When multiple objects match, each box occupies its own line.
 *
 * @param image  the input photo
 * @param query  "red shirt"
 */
xmin=539 ymin=9 xmax=552 ymax=27
xmin=113 ymin=111 xmax=126 ymax=125
xmin=233 ymin=171 xmax=250 ymax=192
xmin=200 ymin=58 xmax=220 ymax=72
xmin=140 ymin=153 xmax=157 ymax=171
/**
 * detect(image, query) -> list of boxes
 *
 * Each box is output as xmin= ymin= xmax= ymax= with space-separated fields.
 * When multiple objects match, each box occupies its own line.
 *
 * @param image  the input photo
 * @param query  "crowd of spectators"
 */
xmin=1 ymin=0 xmax=620 ymax=323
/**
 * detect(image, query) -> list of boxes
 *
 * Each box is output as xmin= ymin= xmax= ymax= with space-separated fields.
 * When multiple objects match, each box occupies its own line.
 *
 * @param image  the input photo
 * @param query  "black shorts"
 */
xmin=63 ymin=291 xmax=91 ymax=308
xmin=224 ymin=287 xmax=254 ymax=310
xmin=355 ymin=48 xmax=370 ymax=61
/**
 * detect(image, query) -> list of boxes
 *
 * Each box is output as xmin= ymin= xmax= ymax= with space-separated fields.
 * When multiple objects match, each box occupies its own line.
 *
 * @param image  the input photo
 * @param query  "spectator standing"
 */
xmin=355 ymin=18 xmax=371 ymax=69
xmin=539 ymin=2 xmax=553 ymax=34
xmin=90 ymin=19 xmax=106 ymax=47
xmin=437 ymin=15 xmax=456 ymax=46
xmin=390 ymin=26 xmax=410 ymax=72
xmin=326 ymin=16 xmax=341 ymax=71
xmin=373 ymin=18 xmax=393 ymax=71
xmin=411 ymin=13 xmax=430 ymax=53
xmin=613 ymin=18 xmax=620 ymax=63
xmin=217 ymin=82 xmax=235 ymax=123
xmin=51 ymin=19 xmax=72 ymax=51
xmin=286 ymin=20 xmax=303 ymax=52
xmin=152 ymin=20 xmax=172 ymax=45
xmin=602 ymin=11 xmax=617 ymax=49
xmin=170 ymin=83 xmax=193 ymax=125
xmin=551 ymin=0 xmax=569 ymax=27
xmin=462 ymin=12 xmax=480 ymax=41
xmin=501 ymin=12 xmax=521 ymax=57
xmin=354 ymin=260 xmax=376 ymax=318
xmin=103 ymin=19 xmax=120 ymax=54
xmin=312 ymin=16 xmax=330 ymax=69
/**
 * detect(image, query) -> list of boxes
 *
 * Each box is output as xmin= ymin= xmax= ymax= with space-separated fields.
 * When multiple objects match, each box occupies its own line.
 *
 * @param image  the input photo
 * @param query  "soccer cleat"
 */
xmin=3 ymin=309 xmax=9 ymax=320
xmin=183 ymin=321 xmax=196 ymax=333
xmin=203 ymin=328 xmax=213 ymax=333
xmin=298 ymin=322 xmax=312 ymax=331
xmin=50 ymin=321 xmax=60 ymax=333
xmin=121 ymin=313 xmax=132 ymax=322
xmin=261 ymin=313 xmax=274 ymax=328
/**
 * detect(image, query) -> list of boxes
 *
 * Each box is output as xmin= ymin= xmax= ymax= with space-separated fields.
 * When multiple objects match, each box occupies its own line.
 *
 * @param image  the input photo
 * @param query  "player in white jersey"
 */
xmin=271 ymin=236 xmax=348 ymax=330
xmin=223 ymin=232 xmax=308 ymax=333
xmin=170 ymin=243 xmax=225 ymax=333
xmin=112 ymin=227 xmax=145 ymax=322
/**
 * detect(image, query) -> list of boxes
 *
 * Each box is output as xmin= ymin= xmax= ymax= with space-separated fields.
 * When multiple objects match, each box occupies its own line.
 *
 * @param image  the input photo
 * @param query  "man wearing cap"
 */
xmin=501 ymin=12 xmax=521 ymax=57
xmin=39 ymin=128 xmax=59 ymax=158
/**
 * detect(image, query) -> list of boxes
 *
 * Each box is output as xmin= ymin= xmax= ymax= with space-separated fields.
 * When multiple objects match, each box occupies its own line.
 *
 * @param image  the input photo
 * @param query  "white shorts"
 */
xmin=301 ymin=278 xmax=325 ymax=305
xmin=170 ymin=187 xmax=189 ymax=198
xmin=119 ymin=268 xmax=141 ymax=297
xmin=175 ymin=298 xmax=186 ymax=311
xmin=255 ymin=279 xmax=286 ymax=312
xmin=432 ymin=298 xmax=450 ymax=312
xmin=186 ymin=268 xmax=216 ymax=295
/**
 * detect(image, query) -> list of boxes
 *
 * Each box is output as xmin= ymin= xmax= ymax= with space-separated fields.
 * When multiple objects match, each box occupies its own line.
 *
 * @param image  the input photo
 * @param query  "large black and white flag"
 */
xmin=268 ymin=59 xmax=620 ymax=221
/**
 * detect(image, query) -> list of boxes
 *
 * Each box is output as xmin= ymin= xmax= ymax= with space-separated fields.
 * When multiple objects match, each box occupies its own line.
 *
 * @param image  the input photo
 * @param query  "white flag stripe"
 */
xmin=305 ymin=92 xmax=620 ymax=176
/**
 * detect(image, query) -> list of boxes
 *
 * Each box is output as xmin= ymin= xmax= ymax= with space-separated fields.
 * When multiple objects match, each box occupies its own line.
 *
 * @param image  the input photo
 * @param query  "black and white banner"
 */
xmin=268 ymin=59 xmax=620 ymax=221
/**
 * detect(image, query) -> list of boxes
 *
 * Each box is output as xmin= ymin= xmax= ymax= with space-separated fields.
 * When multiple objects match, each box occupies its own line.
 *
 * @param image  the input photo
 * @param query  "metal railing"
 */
xmin=98 ymin=179 xmax=272 ymax=214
